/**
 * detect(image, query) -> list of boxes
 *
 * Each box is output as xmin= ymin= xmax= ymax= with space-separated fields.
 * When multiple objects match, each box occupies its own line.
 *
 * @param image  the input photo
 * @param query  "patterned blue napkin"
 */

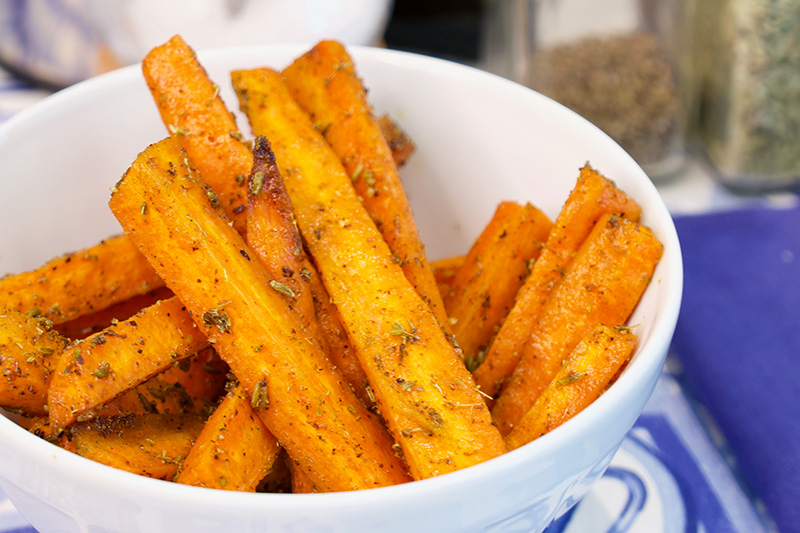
xmin=671 ymin=203 xmax=800 ymax=533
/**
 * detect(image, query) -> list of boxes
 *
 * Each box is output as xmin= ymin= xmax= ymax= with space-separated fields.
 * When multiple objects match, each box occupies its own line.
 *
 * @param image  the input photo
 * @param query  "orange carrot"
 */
xmin=55 ymin=286 xmax=173 ymax=339
xmin=176 ymin=385 xmax=281 ymax=491
xmin=72 ymin=347 xmax=227 ymax=422
xmin=142 ymin=34 xmax=252 ymax=229
xmin=232 ymin=67 xmax=505 ymax=479
xmin=68 ymin=412 xmax=206 ymax=480
xmin=0 ymin=308 xmax=68 ymax=415
xmin=444 ymin=202 xmax=552 ymax=369
xmin=0 ymin=235 xmax=163 ymax=325
xmin=47 ymin=296 xmax=208 ymax=430
xmin=505 ymin=324 xmax=637 ymax=450
xmin=474 ymin=165 xmax=642 ymax=399
xmin=492 ymin=214 xmax=662 ymax=435
xmin=431 ymin=255 xmax=466 ymax=300
xmin=109 ymin=137 xmax=409 ymax=491
xmin=246 ymin=136 xmax=371 ymax=405
xmin=282 ymin=40 xmax=449 ymax=330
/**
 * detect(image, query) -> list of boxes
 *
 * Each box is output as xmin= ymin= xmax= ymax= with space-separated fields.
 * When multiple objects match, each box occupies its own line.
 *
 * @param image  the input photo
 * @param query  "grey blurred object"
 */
xmin=483 ymin=0 xmax=690 ymax=180
xmin=0 ymin=0 xmax=393 ymax=89
xmin=689 ymin=0 xmax=800 ymax=192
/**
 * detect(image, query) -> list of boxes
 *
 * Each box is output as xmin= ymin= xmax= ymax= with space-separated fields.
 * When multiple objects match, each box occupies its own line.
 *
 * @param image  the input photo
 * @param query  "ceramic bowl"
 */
xmin=0 ymin=44 xmax=682 ymax=533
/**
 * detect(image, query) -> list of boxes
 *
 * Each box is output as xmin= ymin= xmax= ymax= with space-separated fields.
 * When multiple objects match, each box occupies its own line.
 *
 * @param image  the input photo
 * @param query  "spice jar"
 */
xmin=691 ymin=0 xmax=800 ymax=192
xmin=483 ymin=0 xmax=688 ymax=179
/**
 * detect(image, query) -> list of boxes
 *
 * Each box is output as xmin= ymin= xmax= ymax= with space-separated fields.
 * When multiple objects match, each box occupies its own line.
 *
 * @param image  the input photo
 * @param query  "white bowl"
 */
xmin=0 ymin=44 xmax=682 ymax=533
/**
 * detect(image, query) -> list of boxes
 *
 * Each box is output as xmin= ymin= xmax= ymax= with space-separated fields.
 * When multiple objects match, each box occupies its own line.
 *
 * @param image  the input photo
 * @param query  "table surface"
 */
xmin=0 ymin=61 xmax=784 ymax=533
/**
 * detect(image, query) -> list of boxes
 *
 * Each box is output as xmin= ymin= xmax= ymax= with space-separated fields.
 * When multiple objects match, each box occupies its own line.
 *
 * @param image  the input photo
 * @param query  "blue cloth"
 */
xmin=672 ymin=204 xmax=800 ymax=533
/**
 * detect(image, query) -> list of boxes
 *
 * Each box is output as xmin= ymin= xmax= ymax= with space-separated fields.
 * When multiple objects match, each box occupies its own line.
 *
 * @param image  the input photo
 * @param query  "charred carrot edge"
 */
xmin=55 ymin=286 xmax=173 ymax=340
xmin=232 ymin=67 xmax=505 ymax=479
xmin=0 ymin=308 xmax=68 ymax=415
xmin=47 ymin=296 xmax=208 ymax=430
xmin=492 ymin=214 xmax=663 ymax=435
xmin=68 ymin=412 xmax=207 ymax=481
xmin=505 ymin=324 xmax=637 ymax=450
xmin=142 ymin=34 xmax=252 ymax=229
xmin=445 ymin=202 xmax=552 ymax=369
xmin=110 ymin=137 xmax=409 ymax=491
xmin=82 ymin=347 xmax=227 ymax=422
xmin=177 ymin=384 xmax=281 ymax=491
xmin=0 ymin=235 xmax=164 ymax=325
xmin=474 ymin=165 xmax=642 ymax=400
xmin=282 ymin=40 xmax=450 ymax=331
xmin=378 ymin=114 xmax=416 ymax=168
xmin=247 ymin=137 xmax=372 ymax=406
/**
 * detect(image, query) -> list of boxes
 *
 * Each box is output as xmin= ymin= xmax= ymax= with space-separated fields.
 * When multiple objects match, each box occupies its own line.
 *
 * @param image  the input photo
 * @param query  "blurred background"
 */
xmin=2 ymin=0 xmax=797 ymax=192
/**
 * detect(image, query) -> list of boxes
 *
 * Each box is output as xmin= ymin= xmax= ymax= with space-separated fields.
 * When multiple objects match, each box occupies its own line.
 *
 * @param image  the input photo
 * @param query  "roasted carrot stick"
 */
xmin=82 ymin=347 xmax=227 ymax=421
xmin=0 ymin=308 xmax=68 ymax=415
xmin=110 ymin=137 xmax=409 ymax=491
xmin=68 ymin=412 xmax=206 ymax=480
xmin=444 ymin=202 xmax=552 ymax=369
xmin=55 ymin=286 xmax=173 ymax=339
xmin=246 ymin=137 xmax=371 ymax=405
xmin=474 ymin=165 xmax=642 ymax=399
xmin=47 ymin=296 xmax=208 ymax=430
xmin=176 ymin=384 xmax=281 ymax=491
xmin=232 ymin=68 xmax=505 ymax=479
xmin=282 ymin=40 xmax=449 ymax=330
xmin=492 ymin=214 xmax=662 ymax=435
xmin=505 ymin=324 xmax=637 ymax=450
xmin=0 ymin=235 xmax=163 ymax=325
xmin=142 ymin=34 xmax=252 ymax=229
xmin=290 ymin=461 xmax=318 ymax=493
xmin=431 ymin=255 xmax=466 ymax=300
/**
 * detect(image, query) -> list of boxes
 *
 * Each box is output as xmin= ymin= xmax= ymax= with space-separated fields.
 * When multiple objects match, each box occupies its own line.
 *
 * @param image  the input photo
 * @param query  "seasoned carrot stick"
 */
xmin=232 ymin=68 xmax=505 ymax=479
xmin=431 ymin=255 xmax=466 ymax=300
xmin=492 ymin=214 xmax=662 ymax=435
xmin=505 ymin=324 xmax=637 ymax=450
xmin=282 ymin=40 xmax=449 ymax=330
xmin=47 ymin=296 xmax=208 ymax=430
xmin=82 ymin=347 xmax=227 ymax=421
xmin=444 ymin=202 xmax=552 ymax=369
xmin=474 ymin=165 xmax=642 ymax=399
xmin=247 ymin=137 xmax=371 ymax=405
xmin=176 ymin=384 xmax=281 ymax=491
xmin=290 ymin=461 xmax=318 ymax=493
xmin=68 ymin=412 xmax=206 ymax=480
xmin=0 ymin=235 xmax=163 ymax=325
xmin=0 ymin=308 xmax=68 ymax=415
xmin=110 ymin=137 xmax=409 ymax=491
xmin=142 ymin=34 xmax=252 ymax=228
xmin=55 ymin=286 xmax=173 ymax=339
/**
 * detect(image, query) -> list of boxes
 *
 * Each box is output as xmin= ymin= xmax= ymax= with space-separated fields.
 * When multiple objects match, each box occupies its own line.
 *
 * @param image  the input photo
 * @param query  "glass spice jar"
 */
xmin=483 ymin=0 xmax=689 ymax=179
xmin=690 ymin=0 xmax=800 ymax=192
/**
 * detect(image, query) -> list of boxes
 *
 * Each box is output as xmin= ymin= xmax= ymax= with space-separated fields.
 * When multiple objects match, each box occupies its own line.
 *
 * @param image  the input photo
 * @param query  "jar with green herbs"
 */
xmin=691 ymin=0 xmax=800 ymax=191
xmin=483 ymin=0 xmax=688 ymax=179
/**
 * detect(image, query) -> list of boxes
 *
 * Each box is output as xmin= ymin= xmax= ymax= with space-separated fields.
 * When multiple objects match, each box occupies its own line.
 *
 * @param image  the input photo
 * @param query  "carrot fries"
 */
xmin=492 ymin=214 xmax=662 ymax=434
xmin=505 ymin=324 xmax=637 ymax=450
xmin=282 ymin=40 xmax=449 ymax=330
xmin=474 ymin=165 xmax=642 ymax=399
xmin=232 ymin=67 xmax=505 ymax=479
xmin=110 ymin=137 xmax=409 ymax=491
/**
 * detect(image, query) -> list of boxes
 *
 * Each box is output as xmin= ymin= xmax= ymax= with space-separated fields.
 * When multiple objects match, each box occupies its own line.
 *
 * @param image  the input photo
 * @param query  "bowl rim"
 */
xmin=0 ymin=43 xmax=683 ymax=511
